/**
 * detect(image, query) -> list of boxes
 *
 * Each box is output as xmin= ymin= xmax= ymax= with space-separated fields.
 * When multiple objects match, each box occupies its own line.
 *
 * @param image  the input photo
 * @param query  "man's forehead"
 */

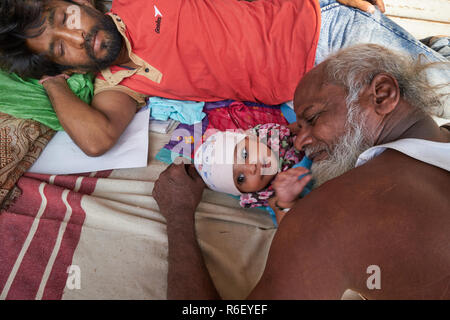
xmin=47 ymin=0 xmax=71 ymax=6
xmin=293 ymin=63 xmax=327 ymax=111
xmin=43 ymin=0 xmax=80 ymax=16
xmin=38 ymin=0 xmax=72 ymax=26
xmin=43 ymin=0 xmax=69 ymax=11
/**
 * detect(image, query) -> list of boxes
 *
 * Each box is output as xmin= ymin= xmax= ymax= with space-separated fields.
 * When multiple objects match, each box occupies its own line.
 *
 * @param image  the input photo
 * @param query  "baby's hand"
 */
xmin=272 ymin=167 xmax=312 ymax=204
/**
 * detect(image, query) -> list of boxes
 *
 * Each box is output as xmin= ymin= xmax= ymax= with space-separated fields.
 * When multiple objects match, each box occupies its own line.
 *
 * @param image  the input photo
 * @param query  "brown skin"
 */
xmin=153 ymin=61 xmax=450 ymax=299
xmin=42 ymin=77 xmax=136 ymax=156
xmin=152 ymin=164 xmax=219 ymax=300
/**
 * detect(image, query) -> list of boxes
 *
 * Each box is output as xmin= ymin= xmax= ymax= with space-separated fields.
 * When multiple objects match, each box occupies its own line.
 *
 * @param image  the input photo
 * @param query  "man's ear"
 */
xmin=366 ymin=73 xmax=400 ymax=116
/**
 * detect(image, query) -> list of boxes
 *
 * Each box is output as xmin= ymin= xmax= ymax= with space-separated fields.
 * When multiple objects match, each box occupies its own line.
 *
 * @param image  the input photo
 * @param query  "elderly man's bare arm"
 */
xmin=152 ymin=164 xmax=221 ymax=299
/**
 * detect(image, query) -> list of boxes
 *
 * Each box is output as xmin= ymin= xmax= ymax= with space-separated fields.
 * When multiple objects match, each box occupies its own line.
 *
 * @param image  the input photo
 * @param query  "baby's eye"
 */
xmin=241 ymin=148 xmax=248 ymax=160
xmin=237 ymin=173 xmax=245 ymax=185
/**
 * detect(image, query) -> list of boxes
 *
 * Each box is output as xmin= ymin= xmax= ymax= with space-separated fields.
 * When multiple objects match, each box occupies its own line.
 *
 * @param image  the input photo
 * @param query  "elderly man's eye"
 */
xmin=237 ymin=174 xmax=245 ymax=185
xmin=306 ymin=114 xmax=319 ymax=125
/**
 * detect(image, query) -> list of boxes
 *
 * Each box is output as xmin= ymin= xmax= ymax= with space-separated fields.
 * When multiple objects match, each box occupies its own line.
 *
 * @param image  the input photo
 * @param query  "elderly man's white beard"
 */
xmin=306 ymin=103 xmax=373 ymax=189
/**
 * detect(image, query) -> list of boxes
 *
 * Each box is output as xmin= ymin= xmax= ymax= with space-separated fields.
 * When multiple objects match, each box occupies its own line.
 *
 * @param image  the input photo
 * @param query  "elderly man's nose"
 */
xmin=295 ymin=127 xmax=313 ymax=151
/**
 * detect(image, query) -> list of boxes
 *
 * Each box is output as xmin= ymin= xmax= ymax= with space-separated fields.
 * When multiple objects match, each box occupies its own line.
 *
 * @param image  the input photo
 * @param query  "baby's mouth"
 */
xmin=260 ymin=158 xmax=278 ymax=177
xmin=261 ymin=159 xmax=272 ymax=168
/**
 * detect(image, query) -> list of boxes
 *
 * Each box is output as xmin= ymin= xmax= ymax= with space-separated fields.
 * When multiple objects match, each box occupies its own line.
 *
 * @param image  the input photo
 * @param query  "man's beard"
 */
xmin=74 ymin=7 xmax=123 ymax=72
xmin=306 ymin=101 xmax=373 ymax=189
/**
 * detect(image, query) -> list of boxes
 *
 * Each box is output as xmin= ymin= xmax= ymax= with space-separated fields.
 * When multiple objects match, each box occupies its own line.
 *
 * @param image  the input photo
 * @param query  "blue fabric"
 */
xmin=280 ymin=103 xmax=297 ymax=124
xmin=265 ymin=207 xmax=279 ymax=227
xmin=292 ymin=157 xmax=313 ymax=197
xmin=316 ymin=0 xmax=449 ymax=90
xmin=149 ymin=97 xmax=206 ymax=125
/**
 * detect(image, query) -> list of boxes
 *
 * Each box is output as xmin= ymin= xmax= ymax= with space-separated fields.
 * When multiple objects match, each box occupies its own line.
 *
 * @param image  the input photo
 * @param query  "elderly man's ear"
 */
xmin=363 ymin=73 xmax=401 ymax=116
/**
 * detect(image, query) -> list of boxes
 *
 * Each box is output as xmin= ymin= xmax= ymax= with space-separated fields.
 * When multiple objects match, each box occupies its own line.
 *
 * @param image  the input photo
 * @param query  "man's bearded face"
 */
xmin=26 ymin=1 xmax=123 ymax=73
xmin=306 ymin=101 xmax=373 ymax=188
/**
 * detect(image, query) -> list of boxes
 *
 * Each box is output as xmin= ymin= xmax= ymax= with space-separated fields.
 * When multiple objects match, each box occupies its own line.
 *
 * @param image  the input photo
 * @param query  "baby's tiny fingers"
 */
xmin=293 ymin=174 xmax=313 ymax=191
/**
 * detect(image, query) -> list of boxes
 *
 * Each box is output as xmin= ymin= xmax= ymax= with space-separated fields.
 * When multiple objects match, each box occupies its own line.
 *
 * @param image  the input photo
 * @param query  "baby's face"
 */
xmin=233 ymin=136 xmax=279 ymax=193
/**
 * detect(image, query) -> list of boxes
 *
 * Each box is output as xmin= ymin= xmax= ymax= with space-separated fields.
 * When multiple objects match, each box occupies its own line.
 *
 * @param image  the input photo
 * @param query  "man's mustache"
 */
xmin=83 ymin=29 xmax=97 ymax=59
xmin=303 ymin=143 xmax=330 ymax=160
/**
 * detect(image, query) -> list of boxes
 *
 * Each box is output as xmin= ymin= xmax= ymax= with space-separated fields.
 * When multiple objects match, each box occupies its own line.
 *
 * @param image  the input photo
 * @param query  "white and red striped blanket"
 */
xmin=0 ymin=171 xmax=110 ymax=299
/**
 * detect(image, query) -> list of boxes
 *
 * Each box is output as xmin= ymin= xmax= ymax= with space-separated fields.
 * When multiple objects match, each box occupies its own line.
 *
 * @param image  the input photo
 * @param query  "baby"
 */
xmin=194 ymin=123 xmax=312 ymax=224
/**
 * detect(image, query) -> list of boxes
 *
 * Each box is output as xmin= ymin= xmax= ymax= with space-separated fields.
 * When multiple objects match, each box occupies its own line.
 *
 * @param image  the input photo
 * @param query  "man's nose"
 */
xmin=58 ymin=28 xmax=86 ymax=48
xmin=294 ymin=126 xmax=313 ymax=151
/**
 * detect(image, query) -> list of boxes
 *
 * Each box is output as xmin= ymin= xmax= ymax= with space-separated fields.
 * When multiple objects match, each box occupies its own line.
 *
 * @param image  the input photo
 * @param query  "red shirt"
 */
xmin=97 ymin=0 xmax=321 ymax=105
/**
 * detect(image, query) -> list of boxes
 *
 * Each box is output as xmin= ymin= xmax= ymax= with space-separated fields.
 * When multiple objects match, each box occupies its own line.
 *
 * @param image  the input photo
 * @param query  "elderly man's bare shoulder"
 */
xmin=302 ymin=148 xmax=449 ymax=216
xmin=258 ymin=148 xmax=450 ymax=299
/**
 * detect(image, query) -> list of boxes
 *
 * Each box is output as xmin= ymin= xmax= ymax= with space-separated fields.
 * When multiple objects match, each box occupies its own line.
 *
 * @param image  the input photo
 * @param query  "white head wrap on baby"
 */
xmin=194 ymin=131 xmax=246 ymax=196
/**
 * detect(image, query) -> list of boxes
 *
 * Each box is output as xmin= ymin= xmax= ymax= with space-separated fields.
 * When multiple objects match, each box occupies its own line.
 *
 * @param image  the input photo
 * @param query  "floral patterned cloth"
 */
xmin=239 ymin=123 xmax=304 ymax=208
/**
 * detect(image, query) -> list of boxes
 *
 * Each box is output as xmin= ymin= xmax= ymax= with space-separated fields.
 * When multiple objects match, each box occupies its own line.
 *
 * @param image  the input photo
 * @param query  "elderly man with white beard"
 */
xmin=152 ymin=44 xmax=450 ymax=300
